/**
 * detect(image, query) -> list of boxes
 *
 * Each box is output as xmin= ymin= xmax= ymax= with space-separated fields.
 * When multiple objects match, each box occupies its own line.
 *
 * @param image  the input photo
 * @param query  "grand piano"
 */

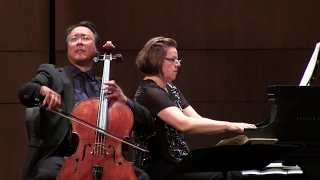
xmin=244 ymin=42 xmax=320 ymax=179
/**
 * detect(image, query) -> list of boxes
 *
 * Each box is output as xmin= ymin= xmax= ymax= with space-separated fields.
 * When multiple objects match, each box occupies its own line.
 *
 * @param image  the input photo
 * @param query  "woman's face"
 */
xmin=161 ymin=47 xmax=181 ymax=82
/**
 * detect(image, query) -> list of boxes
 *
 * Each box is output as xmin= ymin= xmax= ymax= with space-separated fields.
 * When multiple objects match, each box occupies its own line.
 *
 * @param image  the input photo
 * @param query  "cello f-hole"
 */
xmin=108 ymin=145 xmax=122 ymax=166
xmin=73 ymin=143 xmax=91 ymax=171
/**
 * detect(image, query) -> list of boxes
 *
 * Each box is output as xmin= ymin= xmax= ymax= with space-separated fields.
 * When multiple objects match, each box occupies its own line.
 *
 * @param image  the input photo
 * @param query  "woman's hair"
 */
xmin=64 ymin=21 xmax=100 ymax=48
xmin=135 ymin=36 xmax=177 ymax=75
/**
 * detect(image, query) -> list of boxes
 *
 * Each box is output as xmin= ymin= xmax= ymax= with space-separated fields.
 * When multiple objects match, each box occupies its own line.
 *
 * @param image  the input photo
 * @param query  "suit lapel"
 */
xmin=59 ymin=65 xmax=74 ymax=113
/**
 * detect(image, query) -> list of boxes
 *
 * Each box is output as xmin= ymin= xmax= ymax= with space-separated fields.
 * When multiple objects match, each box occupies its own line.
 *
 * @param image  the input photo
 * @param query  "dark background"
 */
xmin=1 ymin=0 xmax=320 ymax=179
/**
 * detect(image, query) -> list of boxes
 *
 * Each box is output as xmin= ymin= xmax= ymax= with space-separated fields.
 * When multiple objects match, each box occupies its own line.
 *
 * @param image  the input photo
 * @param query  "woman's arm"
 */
xmin=142 ymin=85 xmax=256 ymax=135
xmin=158 ymin=106 xmax=255 ymax=135
xmin=183 ymin=106 xmax=202 ymax=118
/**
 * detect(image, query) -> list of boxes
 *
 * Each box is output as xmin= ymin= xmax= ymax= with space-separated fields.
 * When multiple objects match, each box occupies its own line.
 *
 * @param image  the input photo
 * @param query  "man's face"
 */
xmin=67 ymin=26 xmax=97 ymax=64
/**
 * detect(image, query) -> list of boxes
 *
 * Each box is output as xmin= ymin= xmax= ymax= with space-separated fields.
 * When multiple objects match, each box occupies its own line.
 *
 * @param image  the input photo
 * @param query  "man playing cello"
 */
xmin=18 ymin=21 xmax=152 ymax=180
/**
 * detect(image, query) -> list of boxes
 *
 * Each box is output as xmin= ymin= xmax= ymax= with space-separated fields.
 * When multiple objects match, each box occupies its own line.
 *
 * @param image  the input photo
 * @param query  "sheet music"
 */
xmin=299 ymin=42 xmax=320 ymax=86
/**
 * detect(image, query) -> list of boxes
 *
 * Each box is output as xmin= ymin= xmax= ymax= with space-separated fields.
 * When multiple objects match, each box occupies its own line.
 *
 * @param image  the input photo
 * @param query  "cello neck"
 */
xmin=97 ymin=41 xmax=115 ymax=130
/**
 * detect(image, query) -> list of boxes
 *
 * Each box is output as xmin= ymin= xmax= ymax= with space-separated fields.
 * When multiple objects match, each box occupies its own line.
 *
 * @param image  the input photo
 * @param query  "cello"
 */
xmin=52 ymin=41 xmax=145 ymax=180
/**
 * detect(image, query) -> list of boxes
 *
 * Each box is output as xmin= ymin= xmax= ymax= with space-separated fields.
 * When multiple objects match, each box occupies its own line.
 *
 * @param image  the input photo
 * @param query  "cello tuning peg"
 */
xmin=93 ymin=57 xmax=100 ymax=63
xmin=103 ymin=41 xmax=115 ymax=52
xmin=112 ymin=54 xmax=123 ymax=62
xmin=93 ymin=52 xmax=103 ymax=63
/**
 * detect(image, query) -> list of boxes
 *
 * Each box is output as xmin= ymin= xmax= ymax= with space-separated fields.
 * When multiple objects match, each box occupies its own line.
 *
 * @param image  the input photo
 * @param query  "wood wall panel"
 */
xmin=0 ymin=0 xmax=49 ymax=51
xmin=0 ymin=52 xmax=49 ymax=103
xmin=175 ymin=49 xmax=313 ymax=102
xmin=0 ymin=0 xmax=49 ymax=179
xmin=55 ymin=0 xmax=320 ymax=50
xmin=0 ymin=104 xmax=28 ymax=180
xmin=56 ymin=49 xmax=314 ymax=102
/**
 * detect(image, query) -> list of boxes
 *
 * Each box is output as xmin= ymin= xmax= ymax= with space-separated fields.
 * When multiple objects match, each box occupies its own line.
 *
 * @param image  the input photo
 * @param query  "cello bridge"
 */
xmin=90 ymin=143 xmax=108 ymax=155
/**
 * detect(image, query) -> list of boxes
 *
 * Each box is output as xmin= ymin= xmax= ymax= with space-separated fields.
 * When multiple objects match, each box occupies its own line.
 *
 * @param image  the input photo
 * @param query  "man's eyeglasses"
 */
xmin=165 ymin=57 xmax=181 ymax=65
xmin=68 ymin=34 xmax=94 ymax=44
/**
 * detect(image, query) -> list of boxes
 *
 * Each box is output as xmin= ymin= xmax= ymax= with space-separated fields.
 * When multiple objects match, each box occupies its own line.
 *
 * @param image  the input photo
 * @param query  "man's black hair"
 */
xmin=64 ymin=21 xmax=100 ymax=48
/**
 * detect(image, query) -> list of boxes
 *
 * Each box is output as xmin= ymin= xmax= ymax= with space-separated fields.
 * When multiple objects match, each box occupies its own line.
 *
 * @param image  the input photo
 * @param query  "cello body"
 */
xmin=56 ymin=99 xmax=136 ymax=179
xmin=56 ymin=41 xmax=138 ymax=180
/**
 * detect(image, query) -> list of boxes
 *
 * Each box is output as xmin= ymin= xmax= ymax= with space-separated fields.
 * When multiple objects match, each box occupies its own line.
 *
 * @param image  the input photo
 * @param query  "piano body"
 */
xmin=245 ymin=85 xmax=320 ymax=179
xmin=244 ymin=42 xmax=320 ymax=179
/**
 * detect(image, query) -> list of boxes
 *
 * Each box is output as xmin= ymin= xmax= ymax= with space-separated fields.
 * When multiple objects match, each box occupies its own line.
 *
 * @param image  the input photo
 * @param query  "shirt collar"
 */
xmin=70 ymin=64 xmax=95 ymax=81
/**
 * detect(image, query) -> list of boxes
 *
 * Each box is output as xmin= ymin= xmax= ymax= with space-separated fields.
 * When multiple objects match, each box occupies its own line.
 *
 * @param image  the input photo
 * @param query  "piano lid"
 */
xmin=299 ymin=42 xmax=320 ymax=86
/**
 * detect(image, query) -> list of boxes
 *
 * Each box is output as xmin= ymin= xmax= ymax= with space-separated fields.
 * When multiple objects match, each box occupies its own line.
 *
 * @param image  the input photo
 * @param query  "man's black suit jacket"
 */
xmin=18 ymin=64 xmax=154 ymax=180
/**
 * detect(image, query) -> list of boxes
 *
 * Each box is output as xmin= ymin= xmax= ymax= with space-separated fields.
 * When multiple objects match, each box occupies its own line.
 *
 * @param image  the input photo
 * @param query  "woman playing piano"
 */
xmin=132 ymin=36 xmax=256 ymax=180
